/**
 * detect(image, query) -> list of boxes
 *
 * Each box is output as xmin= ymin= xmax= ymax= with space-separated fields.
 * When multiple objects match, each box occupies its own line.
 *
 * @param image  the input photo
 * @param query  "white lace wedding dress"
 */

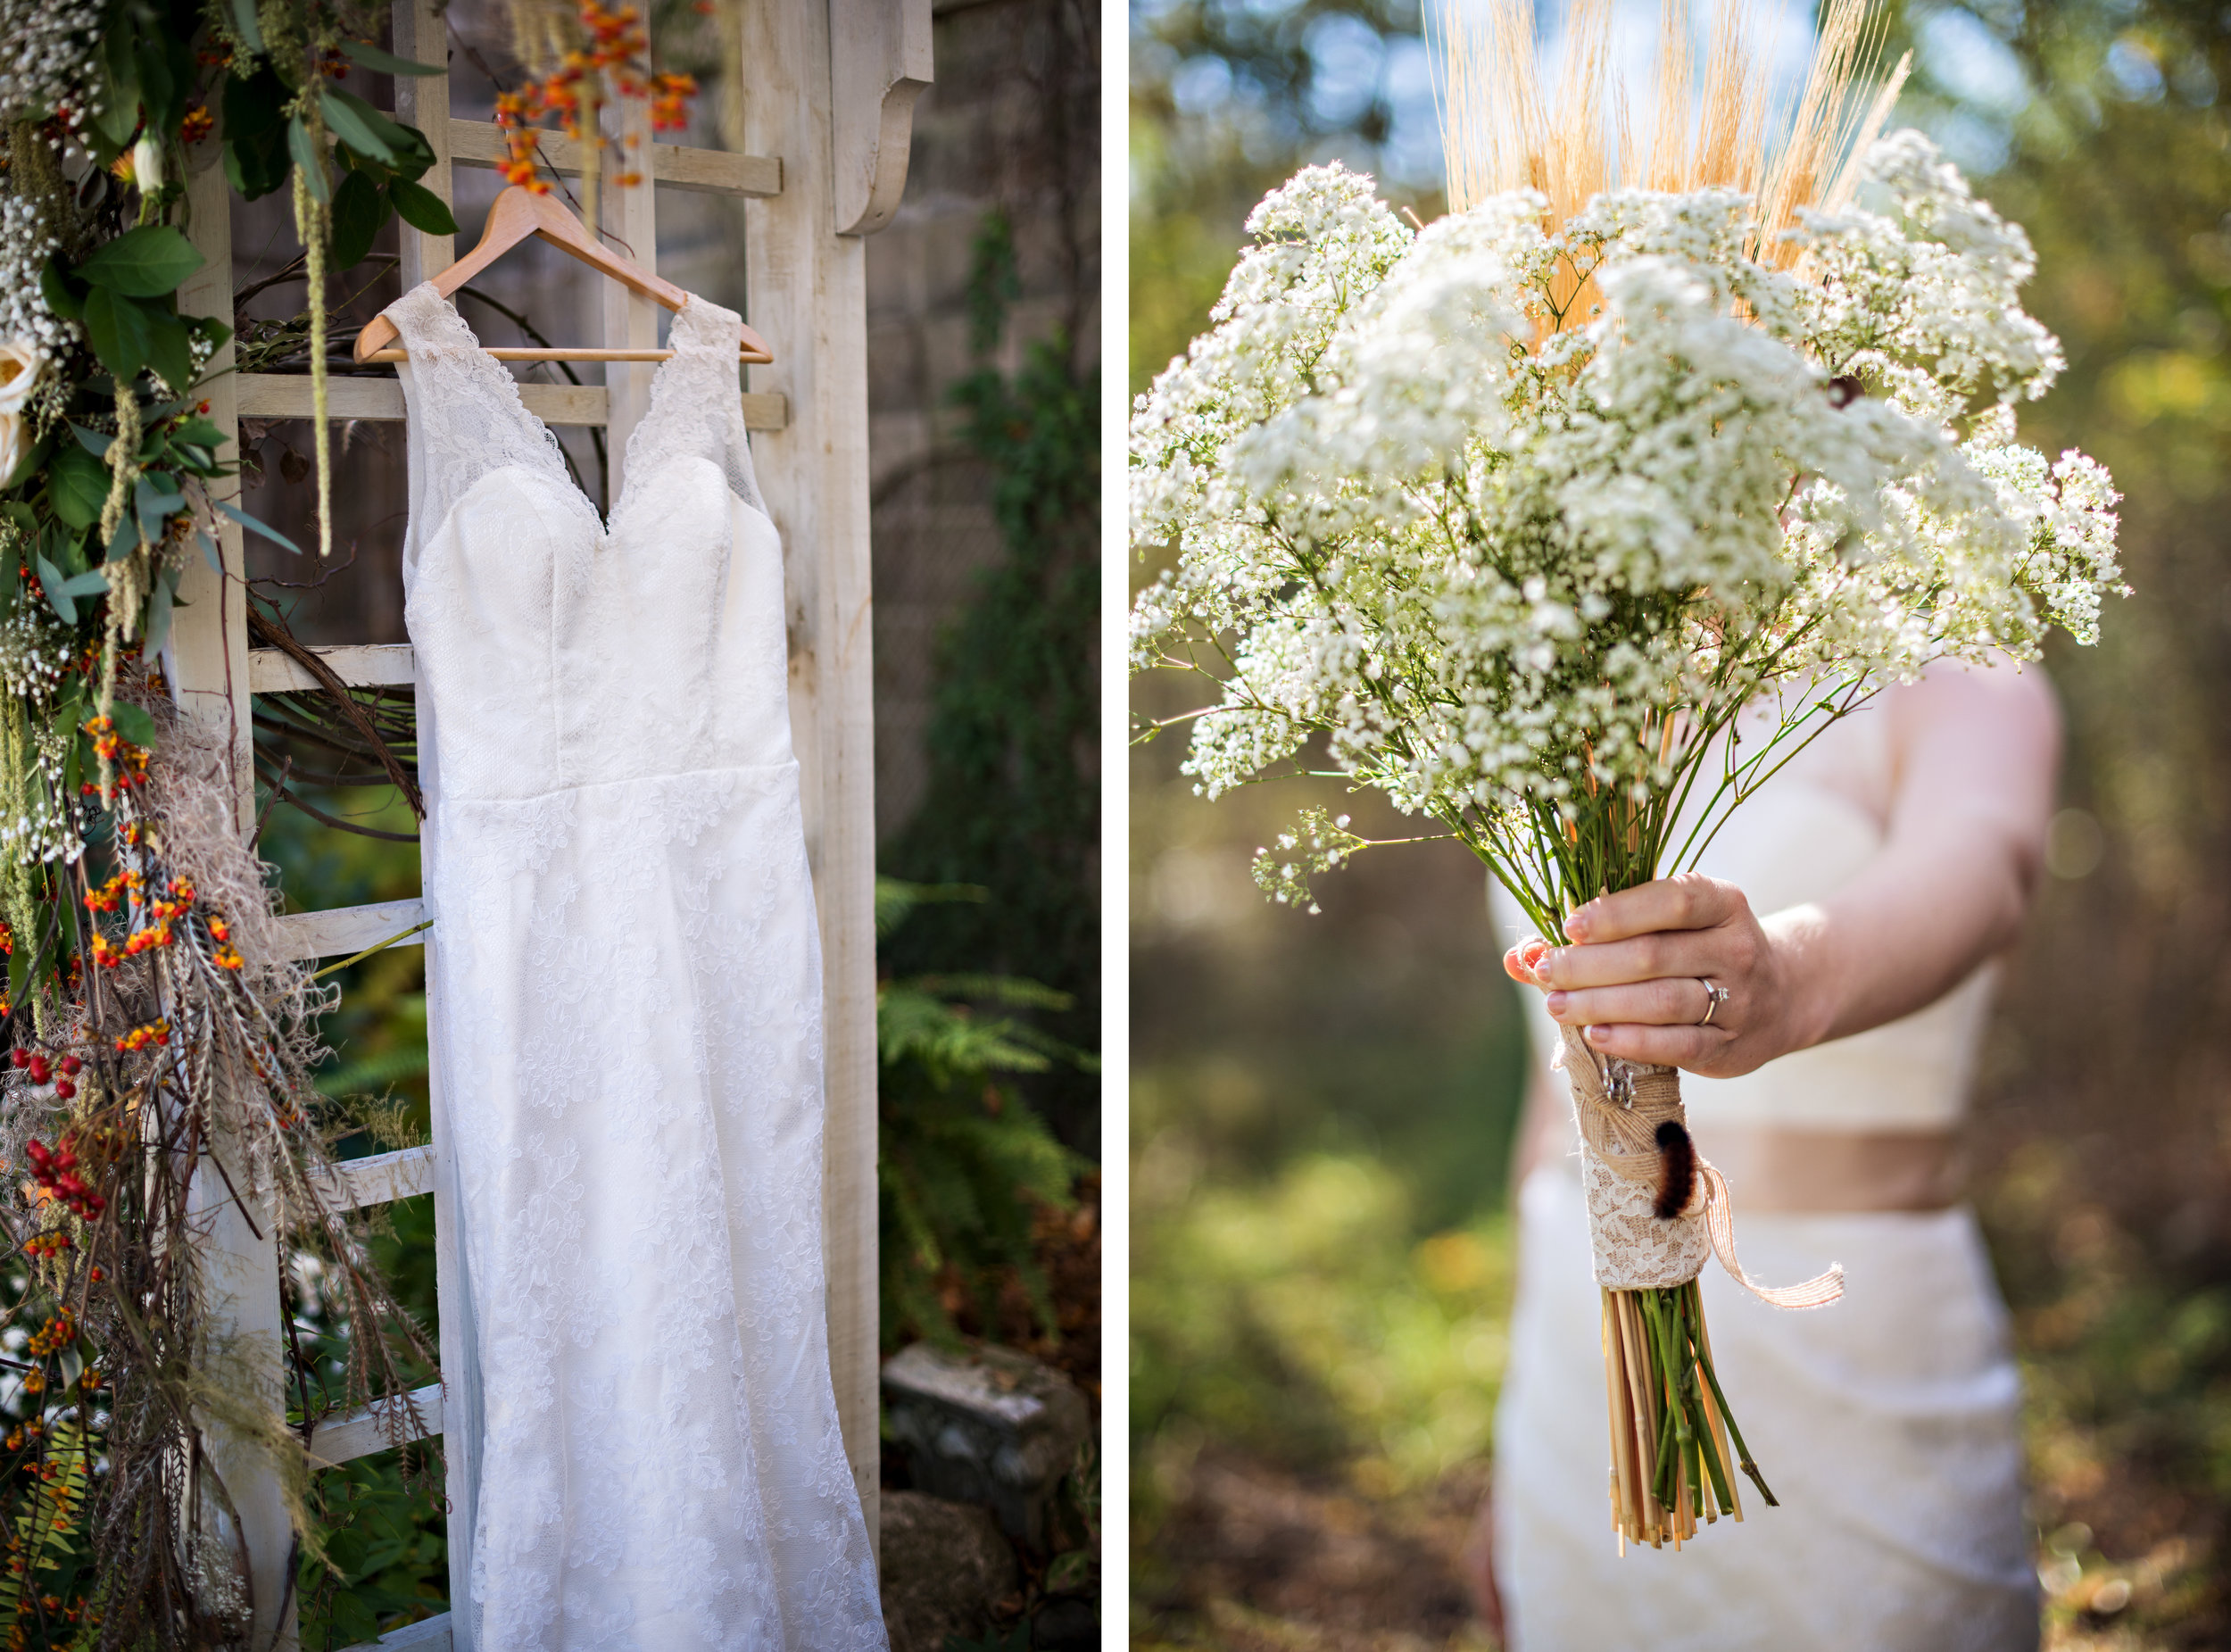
xmin=386 ymin=282 xmax=887 ymax=1651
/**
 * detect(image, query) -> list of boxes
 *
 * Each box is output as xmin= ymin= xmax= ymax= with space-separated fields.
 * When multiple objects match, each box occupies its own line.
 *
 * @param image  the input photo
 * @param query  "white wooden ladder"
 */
xmin=172 ymin=0 xmax=928 ymax=1643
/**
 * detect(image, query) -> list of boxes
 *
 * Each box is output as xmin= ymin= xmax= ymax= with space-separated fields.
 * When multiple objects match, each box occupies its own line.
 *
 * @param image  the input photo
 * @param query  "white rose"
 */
xmin=0 ymin=414 xmax=25 ymax=487
xmin=0 ymin=341 xmax=43 ymax=416
xmin=131 ymin=135 xmax=162 ymax=196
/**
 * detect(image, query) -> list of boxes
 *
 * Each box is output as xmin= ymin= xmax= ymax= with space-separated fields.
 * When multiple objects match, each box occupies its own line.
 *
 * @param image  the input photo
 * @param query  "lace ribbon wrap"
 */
xmin=1558 ymin=1025 xmax=1845 ymax=1308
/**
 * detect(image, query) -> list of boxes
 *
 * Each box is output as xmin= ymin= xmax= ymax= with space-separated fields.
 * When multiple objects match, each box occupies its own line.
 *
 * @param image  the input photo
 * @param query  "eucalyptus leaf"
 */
xmin=341 ymin=40 xmax=444 ymax=75
xmin=60 ymin=569 xmax=113 ymax=599
xmin=105 ymin=514 xmax=139 ymax=564
xmin=35 ymin=555 xmax=75 ymax=626
xmin=55 ymin=1348 xmax=82 ymax=1395
xmin=329 ymin=170 xmax=383 ymax=270
xmin=195 ymin=531 xmax=222 ymax=575
xmin=70 ymin=423 xmax=110 ymax=459
xmin=135 ymin=472 xmax=186 ymax=530
xmin=133 ymin=39 xmax=177 ymax=137
xmin=388 ymin=178 xmax=459 ymax=237
xmin=142 ymin=577 xmax=174 ymax=657
xmin=75 ymin=227 xmax=204 ymax=298
xmin=211 ymin=499 xmax=303 ymax=556
xmin=229 ymin=0 xmax=264 ymax=52
xmin=287 ymin=118 xmax=331 ymax=204
xmin=319 ymin=87 xmax=398 ymax=163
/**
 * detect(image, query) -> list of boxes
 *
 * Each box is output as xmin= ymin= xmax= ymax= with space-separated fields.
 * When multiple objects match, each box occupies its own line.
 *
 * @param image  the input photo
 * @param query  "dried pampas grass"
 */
xmin=1431 ymin=0 xmax=1911 ymax=266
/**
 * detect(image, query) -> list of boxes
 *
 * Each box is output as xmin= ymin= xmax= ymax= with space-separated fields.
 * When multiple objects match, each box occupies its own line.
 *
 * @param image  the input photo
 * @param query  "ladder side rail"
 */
xmin=388 ymin=0 xmax=477 ymax=1636
xmin=740 ymin=0 xmax=883 ymax=1558
xmin=181 ymin=126 xmax=301 ymax=1652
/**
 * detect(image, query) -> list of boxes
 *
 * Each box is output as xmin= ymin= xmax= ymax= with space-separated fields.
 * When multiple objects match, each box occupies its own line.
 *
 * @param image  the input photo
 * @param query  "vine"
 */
xmin=882 ymin=210 xmax=1101 ymax=1148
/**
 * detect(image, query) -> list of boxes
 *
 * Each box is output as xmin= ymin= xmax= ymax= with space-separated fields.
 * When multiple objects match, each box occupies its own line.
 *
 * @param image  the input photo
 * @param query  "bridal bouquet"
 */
xmin=1130 ymin=129 xmax=2120 ymax=1546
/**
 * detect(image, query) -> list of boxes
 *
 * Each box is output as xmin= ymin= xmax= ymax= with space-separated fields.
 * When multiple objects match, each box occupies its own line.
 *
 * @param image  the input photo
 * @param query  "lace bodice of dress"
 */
xmin=1500 ymin=700 xmax=1999 ymax=1129
xmin=386 ymin=283 xmax=792 ymax=801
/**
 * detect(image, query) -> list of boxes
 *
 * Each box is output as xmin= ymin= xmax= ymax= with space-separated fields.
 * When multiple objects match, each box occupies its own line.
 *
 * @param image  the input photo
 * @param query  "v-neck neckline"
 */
xmin=428 ymin=287 xmax=696 ymax=530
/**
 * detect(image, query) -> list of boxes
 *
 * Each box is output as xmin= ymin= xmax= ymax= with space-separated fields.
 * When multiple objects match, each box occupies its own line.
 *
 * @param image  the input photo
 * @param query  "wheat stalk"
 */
xmin=1433 ymin=0 xmax=1911 ymax=267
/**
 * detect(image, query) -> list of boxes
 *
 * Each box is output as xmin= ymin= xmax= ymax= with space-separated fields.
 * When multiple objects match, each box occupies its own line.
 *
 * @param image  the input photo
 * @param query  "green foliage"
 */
xmin=943 ymin=1626 xmax=1031 ymax=1652
xmin=881 ymin=212 xmax=1100 ymax=1150
xmin=877 ymin=880 xmax=1091 ymax=1350
xmin=216 ymin=48 xmax=455 ymax=268
xmin=0 ymin=1418 xmax=95 ymax=1640
xmin=1128 ymin=0 xmax=1439 ymax=391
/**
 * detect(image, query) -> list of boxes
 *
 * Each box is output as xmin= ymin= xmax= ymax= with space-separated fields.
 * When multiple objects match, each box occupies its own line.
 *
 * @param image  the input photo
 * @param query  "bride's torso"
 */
xmin=1500 ymin=696 xmax=1998 ymax=1137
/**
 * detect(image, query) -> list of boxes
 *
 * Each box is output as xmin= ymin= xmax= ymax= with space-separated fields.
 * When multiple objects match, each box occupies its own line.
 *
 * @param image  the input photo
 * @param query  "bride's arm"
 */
xmin=1507 ymin=656 xmax=2061 ymax=1078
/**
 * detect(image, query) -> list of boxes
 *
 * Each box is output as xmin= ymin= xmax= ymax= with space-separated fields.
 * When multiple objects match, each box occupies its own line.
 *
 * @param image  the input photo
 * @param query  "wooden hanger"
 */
xmin=352 ymin=184 xmax=775 ymax=365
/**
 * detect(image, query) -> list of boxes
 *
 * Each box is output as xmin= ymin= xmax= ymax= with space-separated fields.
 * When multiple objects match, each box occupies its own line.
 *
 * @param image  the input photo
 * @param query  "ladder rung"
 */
xmin=336 ymin=1611 xmax=453 ymax=1652
xmin=271 ymin=901 xmax=428 ymax=963
xmin=250 ymin=643 xmax=416 ymax=694
xmin=309 ymin=1144 xmax=435 ymax=1212
xmin=307 ymin=1382 xmax=443 ymax=1466
xmin=235 ymin=373 xmax=788 ymax=432
xmin=447 ymin=118 xmax=782 ymax=198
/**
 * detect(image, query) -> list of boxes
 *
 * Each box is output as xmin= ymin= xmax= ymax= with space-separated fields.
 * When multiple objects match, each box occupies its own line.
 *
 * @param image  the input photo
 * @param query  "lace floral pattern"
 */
xmin=618 ymin=296 xmax=768 ymax=521
xmin=387 ymin=283 xmax=884 ymax=1650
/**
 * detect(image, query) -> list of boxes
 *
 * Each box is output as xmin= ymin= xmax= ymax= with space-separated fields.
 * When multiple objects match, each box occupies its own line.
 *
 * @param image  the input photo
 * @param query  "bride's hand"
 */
xmin=1500 ymin=874 xmax=1804 ymax=1079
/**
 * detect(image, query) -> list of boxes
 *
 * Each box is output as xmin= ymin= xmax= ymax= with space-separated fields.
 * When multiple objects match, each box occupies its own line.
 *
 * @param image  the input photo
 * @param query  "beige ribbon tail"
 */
xmin=1698 ymin=1162 xmax=1845 ymax=1309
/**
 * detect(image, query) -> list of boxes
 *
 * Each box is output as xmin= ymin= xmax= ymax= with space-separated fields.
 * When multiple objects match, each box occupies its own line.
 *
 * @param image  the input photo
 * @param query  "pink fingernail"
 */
xmin=1546 ymin=992 xmax=1568 ymax=1015
xmin=1585 ymin=1025 xmax=1605 ymax=1044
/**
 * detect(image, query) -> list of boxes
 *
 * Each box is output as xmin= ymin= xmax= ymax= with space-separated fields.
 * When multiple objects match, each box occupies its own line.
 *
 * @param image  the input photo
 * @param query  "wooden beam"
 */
xmin=392 ymin=8 xmax=474 ymax=1616
xmin=831 ymin=0 xmax=933 ymax=235
xmin=448 ymin=119 xmax=782 ymax=198
xmin=249 ymin=643 xmax=416 ymax=693
xmin=306 ymin=1382 xmax=444 ymax=1467
xmin=307 ymin=1145 xmax=436 ymax=1213
xmin=742 ymin=0 xmax=883 ymax=1560
xmin=180 ymin=128 xmax=298 ymax=1652
xmin=394 ymin=0 xmax=453 ymax=286
xmin=601 ymin=95 xmax=660 ymax=502
xmin=270 ymin=900 xmax=429 ymax=964
xmin=235 ymin=374 xmax=788 ymax=431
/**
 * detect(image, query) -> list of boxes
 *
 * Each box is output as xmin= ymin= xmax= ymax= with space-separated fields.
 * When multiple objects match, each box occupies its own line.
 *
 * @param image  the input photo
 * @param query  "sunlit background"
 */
xmin=1130 ymin=1 xmax=2231 ymax=1645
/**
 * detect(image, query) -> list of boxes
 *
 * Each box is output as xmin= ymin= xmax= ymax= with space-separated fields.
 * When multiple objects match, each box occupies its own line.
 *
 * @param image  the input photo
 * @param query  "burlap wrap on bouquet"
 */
xmin=1558 ymin=1025 xmax=1845 ymax=1308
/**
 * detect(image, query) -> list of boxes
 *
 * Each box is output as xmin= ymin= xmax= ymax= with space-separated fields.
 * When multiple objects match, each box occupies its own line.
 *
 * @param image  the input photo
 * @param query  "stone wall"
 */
xmin=866 ymin=0 xmax=1100 ymax=843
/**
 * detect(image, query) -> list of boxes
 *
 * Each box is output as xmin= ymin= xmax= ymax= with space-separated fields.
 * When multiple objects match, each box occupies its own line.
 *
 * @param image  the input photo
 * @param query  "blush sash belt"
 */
xmin=1689 ymin=1124 xmax=1966 ymax=1213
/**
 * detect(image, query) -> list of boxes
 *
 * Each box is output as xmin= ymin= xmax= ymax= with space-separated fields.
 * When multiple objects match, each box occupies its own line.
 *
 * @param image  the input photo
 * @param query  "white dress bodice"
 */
xmin=1498 ymin=697 xmax=1999 ymax=1129
xmin=388 ymin=283 xmax=885 ymax=1651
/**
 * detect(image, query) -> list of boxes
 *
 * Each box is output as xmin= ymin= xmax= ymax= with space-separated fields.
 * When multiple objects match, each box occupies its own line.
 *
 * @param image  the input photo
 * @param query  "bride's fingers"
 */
xmin=1534 ymin=932 xmax=1723 ymax=991
xmin=1563 ymin=874 xmax=1737 ymax=944
xmin=1544 ymin=977 xmax=1720 ymax=1030
xmin=1580 ymin=1019 xmax=1733 ymax=1068
xmin=1505 ymin=936 xmax=1552 ymax=986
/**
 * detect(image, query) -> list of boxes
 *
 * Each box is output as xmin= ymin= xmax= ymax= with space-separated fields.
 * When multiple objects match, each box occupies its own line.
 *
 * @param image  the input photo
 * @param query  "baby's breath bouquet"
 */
xmin=1130 ymin=1 xmax=2121 ymax=1553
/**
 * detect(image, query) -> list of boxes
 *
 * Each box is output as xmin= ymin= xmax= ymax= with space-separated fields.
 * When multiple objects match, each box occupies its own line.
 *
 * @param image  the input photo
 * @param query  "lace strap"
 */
xmin=619 ymin=295 xmax=767 ymax=517
xmin=384 ymin=284 xmax=583 ymax=580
